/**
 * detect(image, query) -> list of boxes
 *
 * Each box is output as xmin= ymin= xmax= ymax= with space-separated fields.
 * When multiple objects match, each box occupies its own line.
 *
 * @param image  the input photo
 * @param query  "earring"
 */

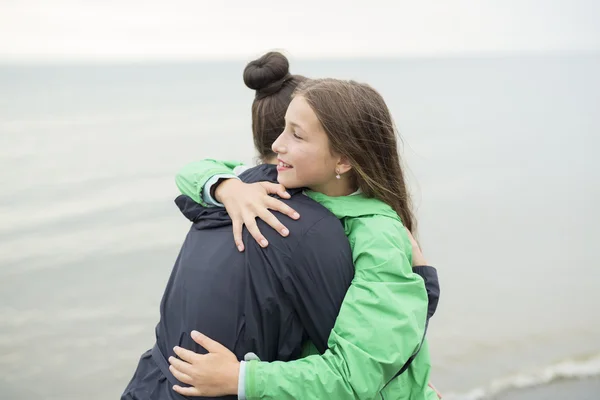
xmin=335 ymin=169 xmax=341 ymax=180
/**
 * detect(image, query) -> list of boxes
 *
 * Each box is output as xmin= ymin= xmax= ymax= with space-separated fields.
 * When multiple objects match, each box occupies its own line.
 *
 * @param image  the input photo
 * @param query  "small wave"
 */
xmin=442 ymin=353 xmax=600 ymax=400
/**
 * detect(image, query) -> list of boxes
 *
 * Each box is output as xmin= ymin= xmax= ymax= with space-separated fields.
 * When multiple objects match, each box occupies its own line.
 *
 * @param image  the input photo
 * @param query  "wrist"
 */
xmin=228 ymin=361 xmax=241 ymax=395
xmin=214 ymin=178 xmax=242 ymax=203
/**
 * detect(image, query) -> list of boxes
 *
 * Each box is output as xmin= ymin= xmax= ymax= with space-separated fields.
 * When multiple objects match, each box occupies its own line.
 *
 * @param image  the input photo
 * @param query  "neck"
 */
xmin=263 ymin=155 xmax=278 ymax=165
xmin=311 ymin=179 xmax=357 ymax=197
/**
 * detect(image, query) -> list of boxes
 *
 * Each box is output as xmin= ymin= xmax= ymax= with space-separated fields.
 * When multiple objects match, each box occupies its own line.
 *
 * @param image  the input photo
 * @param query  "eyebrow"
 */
xmin=285 ymin=118 xmax=305 ymax=132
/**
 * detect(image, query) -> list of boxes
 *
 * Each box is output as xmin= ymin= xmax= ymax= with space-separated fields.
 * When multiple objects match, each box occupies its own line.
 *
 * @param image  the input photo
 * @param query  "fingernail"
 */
xmin=173 ymin=346 xmax=179 ymax=351
xmin=237 ymin=244 xmax=244 ymax=252
xmin=292 ymin=212 xmax=300 ymax=219
xmin=281 ymin=228 xmax=289 ymax=236
xmin=260 ymin=239 xmax=268 ymax=247
xmin=191 ymin=330 xmax=200 ymax=338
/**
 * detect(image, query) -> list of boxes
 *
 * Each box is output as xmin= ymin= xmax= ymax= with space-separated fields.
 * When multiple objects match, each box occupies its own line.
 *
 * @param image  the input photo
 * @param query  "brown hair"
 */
xmin=243 ymin=52 xmax=308 ymax=162
xmin=295 ymin=79 xmax=416 ymax=232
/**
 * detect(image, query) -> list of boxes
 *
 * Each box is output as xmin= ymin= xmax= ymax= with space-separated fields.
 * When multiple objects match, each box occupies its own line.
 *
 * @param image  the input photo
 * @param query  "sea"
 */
xmin=0 ymin=53 xmax=598 ymax=399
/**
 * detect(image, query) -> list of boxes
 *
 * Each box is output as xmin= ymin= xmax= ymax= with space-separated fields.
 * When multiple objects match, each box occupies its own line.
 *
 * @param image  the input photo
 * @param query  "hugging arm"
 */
xmin=175 ymin=159 xmax=243 ymax=205
xmin=176 ymin=160 xmax=298 ymax=249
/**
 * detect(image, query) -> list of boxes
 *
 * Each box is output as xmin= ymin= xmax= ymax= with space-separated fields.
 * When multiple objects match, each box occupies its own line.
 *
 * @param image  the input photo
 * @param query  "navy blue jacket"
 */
xmin=122 ymin=165 xmax=355 ymax=400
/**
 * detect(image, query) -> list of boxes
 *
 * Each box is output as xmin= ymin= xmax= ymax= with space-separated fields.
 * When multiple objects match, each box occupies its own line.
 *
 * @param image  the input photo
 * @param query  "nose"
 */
xmin=271 ymin=132 xmax=287 ymax=154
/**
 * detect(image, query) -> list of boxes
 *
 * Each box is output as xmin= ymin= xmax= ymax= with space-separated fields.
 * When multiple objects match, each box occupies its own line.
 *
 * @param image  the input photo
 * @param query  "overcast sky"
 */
xmin=1 ymin=0 xmax=598 ymax=61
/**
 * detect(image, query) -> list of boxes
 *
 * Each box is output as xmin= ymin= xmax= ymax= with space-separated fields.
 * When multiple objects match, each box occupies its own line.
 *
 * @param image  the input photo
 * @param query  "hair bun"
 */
xmin=244 ymin=52 xmax=292 ymax=98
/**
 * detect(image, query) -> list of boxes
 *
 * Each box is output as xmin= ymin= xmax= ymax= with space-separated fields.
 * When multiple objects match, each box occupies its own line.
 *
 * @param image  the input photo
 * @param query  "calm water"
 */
xmin=0 ymin=54 xmax=598 ymax=399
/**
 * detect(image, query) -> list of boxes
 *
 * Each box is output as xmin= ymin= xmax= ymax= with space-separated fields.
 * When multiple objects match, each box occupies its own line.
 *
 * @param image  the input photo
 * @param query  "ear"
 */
xmin=336 ymin=156 xmax=352 ymax=175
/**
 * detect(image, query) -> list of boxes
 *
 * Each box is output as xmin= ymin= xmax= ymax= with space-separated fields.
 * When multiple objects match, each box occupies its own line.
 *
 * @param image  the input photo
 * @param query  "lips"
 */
xmin=278 ymin=159 xmax=293 ymax=168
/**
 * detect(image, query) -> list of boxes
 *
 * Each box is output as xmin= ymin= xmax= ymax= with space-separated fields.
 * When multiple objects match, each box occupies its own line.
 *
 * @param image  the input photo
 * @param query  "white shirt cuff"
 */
xmin=202 ymin=174 xmax=238 ymax=206
xmin=237 ymin=361 xmax=247 ymax=400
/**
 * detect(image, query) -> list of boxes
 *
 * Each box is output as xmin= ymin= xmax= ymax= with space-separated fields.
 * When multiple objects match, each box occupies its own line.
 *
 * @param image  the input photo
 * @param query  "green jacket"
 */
xmin=176 ymin=160 xmax=437 ymax=400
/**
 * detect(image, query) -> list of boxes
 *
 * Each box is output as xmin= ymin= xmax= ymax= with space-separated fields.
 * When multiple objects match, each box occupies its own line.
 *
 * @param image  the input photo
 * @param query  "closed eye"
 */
xmin=293 ymin=132 xmax=303 ymax=140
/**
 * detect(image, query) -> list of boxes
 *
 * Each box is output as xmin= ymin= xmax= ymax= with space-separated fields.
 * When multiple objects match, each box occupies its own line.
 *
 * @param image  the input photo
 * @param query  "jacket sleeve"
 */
xmin=245 ymin=216 xmax=429 ymax=399
xmin=174 ymin=159 xmax=244 ymax=206
xmin=412 ymin=265 xmax=440 ymax=320
xmin=278 ymin=216 xmax=354 ymax=354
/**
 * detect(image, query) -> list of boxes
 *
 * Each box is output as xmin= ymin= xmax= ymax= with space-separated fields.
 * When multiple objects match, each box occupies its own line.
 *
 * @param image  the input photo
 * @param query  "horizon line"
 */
xmin=1 ymin=49 xmax=598 ymax=66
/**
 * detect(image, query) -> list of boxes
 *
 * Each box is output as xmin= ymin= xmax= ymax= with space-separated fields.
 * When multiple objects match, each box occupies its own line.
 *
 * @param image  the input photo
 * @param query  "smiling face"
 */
xmin=271 ymin=96 xmax=343 ymax=194
xmin=272 ymin=78 xmax=415 ymax=231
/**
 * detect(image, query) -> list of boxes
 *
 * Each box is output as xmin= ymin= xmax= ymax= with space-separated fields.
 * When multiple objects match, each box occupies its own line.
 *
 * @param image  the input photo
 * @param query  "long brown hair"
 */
xmin=295 ymin=78 xmax=416 ymax=232
xmin=243 ymin=52 xmax=307 ymax=162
